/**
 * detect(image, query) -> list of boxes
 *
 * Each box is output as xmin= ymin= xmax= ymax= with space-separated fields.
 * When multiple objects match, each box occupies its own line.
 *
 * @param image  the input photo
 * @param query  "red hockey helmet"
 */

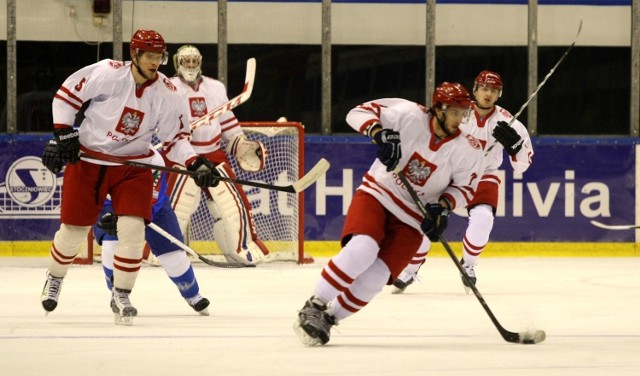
xmin=432 ymin=82 xmax=473 ymax=109
xmin=473 ymin=70 xmax=503 ymax=97
xmin=130 ymin=29 xmax=167 ymax=52
xmin=130 ymin=29 xmax=168 ymax=64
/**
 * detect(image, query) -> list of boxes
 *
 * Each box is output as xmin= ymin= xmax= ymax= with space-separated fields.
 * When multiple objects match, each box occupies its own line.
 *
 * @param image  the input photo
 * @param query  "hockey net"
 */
xmin=75 ymin=121 xmax=312 ymax=265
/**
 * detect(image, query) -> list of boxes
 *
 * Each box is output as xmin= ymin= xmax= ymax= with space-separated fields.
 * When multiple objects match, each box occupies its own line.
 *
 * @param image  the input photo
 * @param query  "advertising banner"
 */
xmin=0 ymin=135 xmax=636 ymax=243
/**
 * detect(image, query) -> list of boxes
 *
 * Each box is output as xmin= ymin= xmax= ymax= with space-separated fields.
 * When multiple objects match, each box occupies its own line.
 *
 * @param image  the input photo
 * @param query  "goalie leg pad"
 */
xmin=206 ymin=163 xmax=269 ymax=265
xmin=167 ymin=171 xmax=202 ymax=239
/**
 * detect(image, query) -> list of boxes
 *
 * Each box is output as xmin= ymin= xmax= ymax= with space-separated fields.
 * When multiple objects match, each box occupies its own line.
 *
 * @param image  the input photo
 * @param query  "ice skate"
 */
xmin=460 ymin=258 xmax=477 ymax=294
xmin=293 ymin=296 xmax=336 ymax=346
xmin=41 ymin=272 xmax=64 ymax=314
xmin=186 ymin=294 xmax=210 ymax=316
xmin=112 ymin=288 xmax=137 ymax=326
xmin=109 ymin=294 xmax=118 ymax=313
xmin=391 ymin=270 xmax=417 ymax=294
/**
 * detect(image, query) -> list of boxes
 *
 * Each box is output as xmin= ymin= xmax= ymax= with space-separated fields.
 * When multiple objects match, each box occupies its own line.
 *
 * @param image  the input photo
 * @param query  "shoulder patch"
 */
xmin=465 ymin=134 xmax=483 ymax=150
xmin=498 ymin=107 xmax=513 ymax=119
xmin=163 ymin=78 xmax=177 ymax=92
xmin=108 ymin=61 xmax=126 ymax=69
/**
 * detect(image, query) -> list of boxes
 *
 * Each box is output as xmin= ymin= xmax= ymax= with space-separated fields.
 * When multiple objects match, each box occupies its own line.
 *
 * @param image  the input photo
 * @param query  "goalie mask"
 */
xmin=173 ymin=45 xmax=202 ymax=82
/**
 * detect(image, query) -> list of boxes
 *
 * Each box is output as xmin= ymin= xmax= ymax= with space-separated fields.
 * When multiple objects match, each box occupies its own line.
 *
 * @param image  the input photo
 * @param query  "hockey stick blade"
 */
xmin=190 ymin=57 xmax=256 ymax=131
xmin=485 ymin=20 xmax=583 ymax=156
xmin=147 ymin=223 xmax=254 ymax=268
xmin=397 ymin=171 xmax=546 ymax=344
xmin=292 ymin=158 xmax=330 ymax=193
xmin=79 ymin=151 xmax=322 ymax=193
xmin=590 ymin=220 xmax=640 ymax=230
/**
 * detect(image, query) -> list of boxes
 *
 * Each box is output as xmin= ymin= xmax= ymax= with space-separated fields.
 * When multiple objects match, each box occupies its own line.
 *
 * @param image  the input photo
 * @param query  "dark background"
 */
xmin=0 ymin=41 xmax=629 ymax=135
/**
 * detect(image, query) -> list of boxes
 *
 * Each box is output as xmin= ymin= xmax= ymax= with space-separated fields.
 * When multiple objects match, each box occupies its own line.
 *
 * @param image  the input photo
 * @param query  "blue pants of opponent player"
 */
xmin=94 ymin=199 xmax=204 ymax=303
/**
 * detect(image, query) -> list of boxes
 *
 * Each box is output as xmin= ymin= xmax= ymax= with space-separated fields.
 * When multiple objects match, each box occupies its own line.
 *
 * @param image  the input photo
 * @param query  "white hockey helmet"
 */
xmin=173 ymin=45 xmax=202 ymax=82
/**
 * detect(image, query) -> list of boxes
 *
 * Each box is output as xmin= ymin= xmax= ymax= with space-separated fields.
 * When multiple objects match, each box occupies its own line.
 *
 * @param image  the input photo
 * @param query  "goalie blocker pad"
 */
xmin=206 ymin=162 xmax=269 ymax=265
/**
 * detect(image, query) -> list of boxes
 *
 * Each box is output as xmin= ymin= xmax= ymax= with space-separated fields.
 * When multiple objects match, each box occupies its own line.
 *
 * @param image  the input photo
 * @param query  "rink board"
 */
xmin=0 ymin=135 xmax=639 ymax=257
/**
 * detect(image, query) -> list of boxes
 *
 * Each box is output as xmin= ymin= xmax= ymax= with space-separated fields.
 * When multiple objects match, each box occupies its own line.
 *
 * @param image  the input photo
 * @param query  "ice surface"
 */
xmin=1 ymin=257 xmax=638 ymax=376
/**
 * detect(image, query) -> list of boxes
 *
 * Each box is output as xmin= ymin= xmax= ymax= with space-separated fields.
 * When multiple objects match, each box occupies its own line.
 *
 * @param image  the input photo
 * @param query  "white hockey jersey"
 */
xmin=461 ymin=105 xmax=534 ymax=176
xmin=346 ymin=98 xmax=485 ymax=232
xmin=169 ymin=75 xmax=243 ymax=155
xmin=52 ymin=59 xmax=196 ymax=166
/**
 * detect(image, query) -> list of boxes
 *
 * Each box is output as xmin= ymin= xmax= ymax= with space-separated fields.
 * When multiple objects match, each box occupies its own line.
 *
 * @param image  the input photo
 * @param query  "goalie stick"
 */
xmin=79 ymin=152 xmax=330 ymax=193
xmin=485 ymin=20 xmax=583 ymax=156
xmin=147 ymin=222 xmax=254 ymax=268
xmin=396 ymin=171 xmax=546 ymax=345
xmin=590 ymin=220 xmax=640 ymax=230
xmin=190 ymin=57 xmax=256 ymax=131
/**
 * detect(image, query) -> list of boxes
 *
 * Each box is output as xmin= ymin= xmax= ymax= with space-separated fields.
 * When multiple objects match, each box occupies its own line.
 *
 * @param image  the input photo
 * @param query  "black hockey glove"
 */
xmin=373 ymin=128 xmax=402 ymax=172
xmin=97 ymin=212 xmax=117 ymax=236
xmin=492 ymin=121 xmax=523 ymax=156
xmin=420 ymin=203 xmax=450 ymax=242
xmin=41 ymin=139 xmax=64 ymax=174
xmin=53 ymin=127 xmax=81 ymax=164
xmin=187 ymin=156 xmax=220 ymax=188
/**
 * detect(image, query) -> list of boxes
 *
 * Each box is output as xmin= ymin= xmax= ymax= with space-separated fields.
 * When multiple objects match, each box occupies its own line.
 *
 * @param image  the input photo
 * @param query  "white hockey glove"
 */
xmin=227 ymin=133 xmax=266 ymax=172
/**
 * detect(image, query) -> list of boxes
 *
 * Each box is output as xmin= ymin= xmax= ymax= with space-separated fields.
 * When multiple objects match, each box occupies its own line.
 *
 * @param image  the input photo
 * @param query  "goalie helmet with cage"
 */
xmin=129 ymin=29 xmax=168 ymax=65
xmin=173 ymin=45 xmax=202 ymax=82
xmin=473 ymin=70 xmax=503 ymax=98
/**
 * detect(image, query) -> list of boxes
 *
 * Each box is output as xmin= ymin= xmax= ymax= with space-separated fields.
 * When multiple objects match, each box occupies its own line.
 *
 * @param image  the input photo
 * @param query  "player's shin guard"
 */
xmin=463 ymin=204 xmax=494 ymax=265
xmin=48 ymin=224 xmax=91 ymax=277
xmin=101 ymin=240 xmax=116 ymax=291
xmin=156 ymin=250 xmax=200 ymax=299
xmin=206 ymin=163 xmax=269 ymax=265
xmin=112 ymin=216 xmax=145 ymax=291
xmin=330 ymin=258 xmax=390 ymax=322
xmin=42 ymin=224 xmax=90 ymax=313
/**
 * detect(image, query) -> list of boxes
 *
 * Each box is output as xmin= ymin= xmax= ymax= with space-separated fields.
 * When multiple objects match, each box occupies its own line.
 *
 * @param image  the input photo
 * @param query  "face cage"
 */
xmin=178 ymin=64 xmax=201 ymax=82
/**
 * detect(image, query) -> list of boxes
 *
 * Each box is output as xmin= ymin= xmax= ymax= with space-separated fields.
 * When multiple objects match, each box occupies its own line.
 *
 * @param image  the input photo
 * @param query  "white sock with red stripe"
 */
xmin=462 ymin=204 xmax=494 ymax=265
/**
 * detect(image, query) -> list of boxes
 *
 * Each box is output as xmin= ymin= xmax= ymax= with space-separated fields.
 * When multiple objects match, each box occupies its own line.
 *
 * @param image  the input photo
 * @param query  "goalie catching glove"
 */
xmin=420 ymin=203 xmax=450 ymax=242
xmin=227 ymin=133 xmax=266 ymax=172
xmin=187 ymin=157 xmax=221 ymax=188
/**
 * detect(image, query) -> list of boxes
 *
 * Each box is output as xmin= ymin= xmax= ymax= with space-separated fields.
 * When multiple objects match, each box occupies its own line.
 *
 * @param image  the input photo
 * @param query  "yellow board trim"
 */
xmin=2 ymin=241 xmax=639 ymax=258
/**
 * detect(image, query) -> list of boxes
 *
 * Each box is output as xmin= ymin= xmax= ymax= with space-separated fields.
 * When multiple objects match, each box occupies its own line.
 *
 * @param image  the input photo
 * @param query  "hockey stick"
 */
xmin=485 ymin=20 xmax=583 ymax=156
xmin=147 ymin=222 xmax=254 ymax=268
xmin=396 ymin=171 xmax=546 ymax=344
xmin=590 ymin=220 xmax=640 ymax=230
xmin=79 ymin=151 xmax=330 ymax=193
xmin=190 ymin=57 xmax=256 ymax=131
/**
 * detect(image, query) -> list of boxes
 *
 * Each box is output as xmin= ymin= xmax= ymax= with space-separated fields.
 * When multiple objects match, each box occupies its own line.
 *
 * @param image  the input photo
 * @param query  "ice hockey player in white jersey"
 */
xmin=392 ymin=70 xmax=534 ymax=294
xmin=293 ymin=82 xmax=485 ymax=346
xmin=40 ymin=29 xmax=220 ymax=326
xmin=168 ymin=45 xmax=269 ymax=266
